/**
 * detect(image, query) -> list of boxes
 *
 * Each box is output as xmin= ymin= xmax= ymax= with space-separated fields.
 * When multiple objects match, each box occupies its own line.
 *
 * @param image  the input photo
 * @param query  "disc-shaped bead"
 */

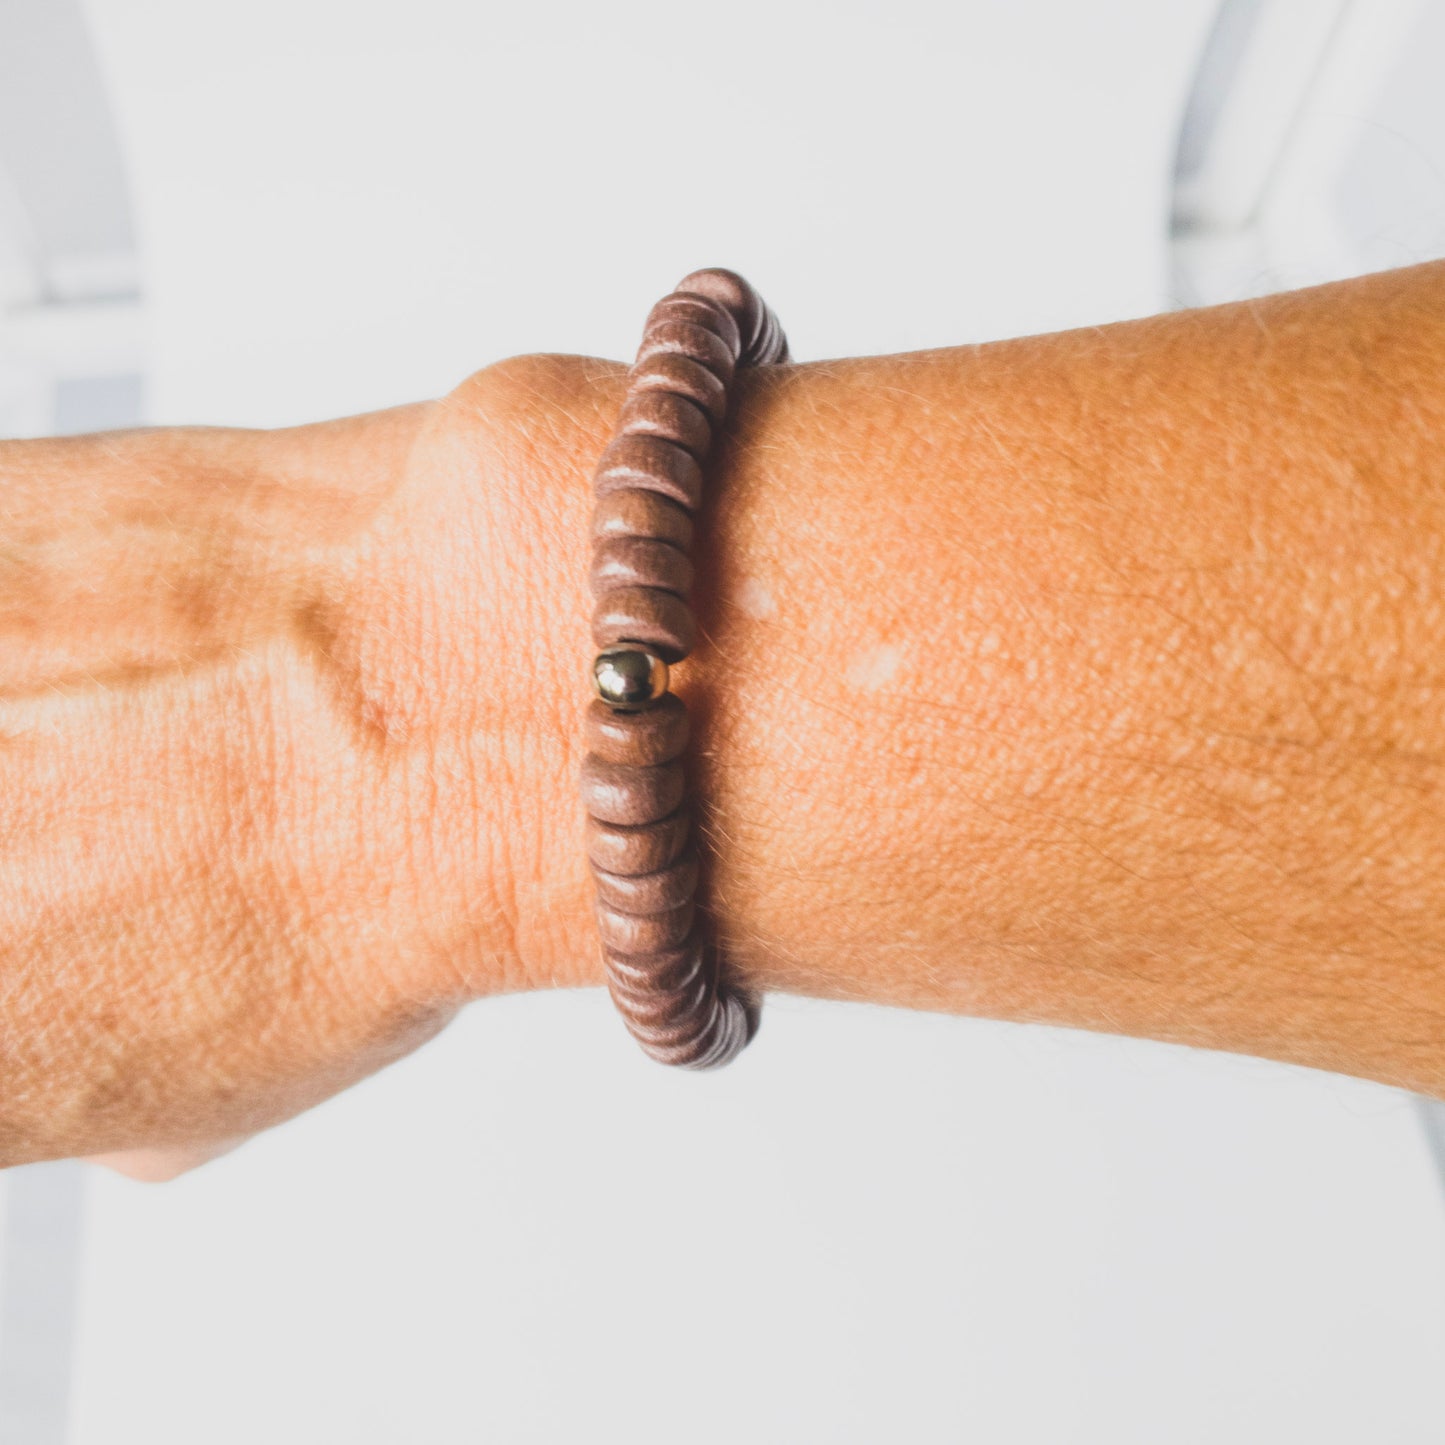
xmin=592 ymin=585 xmax=696 ymax=663
xmin=626 ymin=351 xmax=728 ymax=426
xmin=586 ymin=808 xmax=690 ymax=876
xmin=584 ymin=693 xmax=689 ymax=767
xmin=591 ymin=488 xmax=695 ymax=551
xmin=608 ymin=972 xmax=711 ymax=1031
xmin=617 ymin=388 xmax=712 ymax=458
xmin=595 ymin=898 xmax=696 ymax=954
xmin=602 ymin=936 xmax=706 ymax=994
xmin=594 ymin=434 xmax=704 ymax=511
xmin=605 ymin=940 xmax=708 ymax=1009
xmin=644 ymin=292 xmax=742 ymax=359
xmin=675 ymin=268 xmax=764 ymax=357
xmin=635 ymin=320 xmax=736 ymax=386
xmin=589 ymin=535 xmax=693 ymax=599
xmin=748 ymin=305 xmax=791 ymax=365
xmin=632 ymin=991 xmax=728 ymax=1063
xmin=689 ymin=991 xmax=755 ymax=1069
xmin=591 ymin=846 xmax=698 ymax=915
xmin=579 ymin=754 xmax=684 ymax=827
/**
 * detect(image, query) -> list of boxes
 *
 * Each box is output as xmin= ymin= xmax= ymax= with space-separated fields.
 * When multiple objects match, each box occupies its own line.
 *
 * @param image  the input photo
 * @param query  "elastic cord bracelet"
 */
xmin=580 ymin=268 xmax=789 ymax=1068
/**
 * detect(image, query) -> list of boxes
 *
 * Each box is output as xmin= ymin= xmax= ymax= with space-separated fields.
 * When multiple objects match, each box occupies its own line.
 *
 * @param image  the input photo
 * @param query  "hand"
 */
xmin=0 ymin=356 xmax=622 ymax=1172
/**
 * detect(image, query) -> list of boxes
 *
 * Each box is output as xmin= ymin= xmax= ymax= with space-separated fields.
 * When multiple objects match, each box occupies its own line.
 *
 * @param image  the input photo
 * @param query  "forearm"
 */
xmin=716 ymin=261 xmax=1445 ymax=1091
xmin=512 ymin=261 xmax=1445 ymax=1095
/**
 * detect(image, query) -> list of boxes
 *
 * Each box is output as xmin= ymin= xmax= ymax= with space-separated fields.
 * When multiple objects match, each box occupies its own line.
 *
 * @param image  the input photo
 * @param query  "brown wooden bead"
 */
xmin=762 ymin=307 xmax=786 ymax=364
xmin=736 ymin=987 xmax=762 ymax=1047
xmin=595 ymin=434 xmax=704 ymax=511
xmin=679 ymin=994 xmax=751 ymax=1063
xmin=596 ymin=898 xmax=695 ymax=954
xmin=633 ymin=992 xmax=728 ymax=1063
xmin=586 ymin=808 xmax=690 ymax=876
xmin=584 ymin=694 xmax=689 ymax=766
xmin=676 ymin=270 xmax=790 ymax=367
xmin=591 ymin=489 xmax=694 ymax=551
xmin=602 ymin=937 xmax=705 ymax=993
xmin=608 ymin=970 xmax=710 ymax=1030
xmin=589 ymin=535 xmax=693 ymax=599
xmin=605 ymin=937 xmax=708 ymax=1006
xmin=592 ymin=585 xmax=696 ymax=663
xmin=606 ymin=976 xmax=708 ymax=1034
xmin=682 ymin=999 xmax=739 ymax=1069
xmin=605 ymin=944 xmax=753 ymax=1068
xmin=676 ymin=268 xmax=764 ymax=357
xmin=635 ymin=319 xmax=736 ymax=386
xmin=580 ymin=754 xmax=684 ymax=827
xmin=624 ymin=997 xmax=722 ymax=1057
xmin=749 ymin=304 xmax=791 ymax=365
xmin=691 ymin=992 xmax=755 ymax=1068
xmin=591 ymin=847 xmax=699 ymax=915
xmin=627 ymin=351 xmax=728 ymax=426
xmin=645 ymin=292 xmax=742 ymax=359
xmin=617 ymin=388 xmax=712 ymax=459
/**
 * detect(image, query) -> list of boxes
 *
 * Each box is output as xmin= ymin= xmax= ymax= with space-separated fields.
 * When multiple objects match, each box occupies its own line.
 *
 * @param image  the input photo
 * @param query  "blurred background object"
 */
xmin=2 ymin=1 xmax=1445 ymax=1441
xmin=0 ymin=0 xmax=142 ymax=438
xmin=1171 ymin=0 xmax=1440 ymax=301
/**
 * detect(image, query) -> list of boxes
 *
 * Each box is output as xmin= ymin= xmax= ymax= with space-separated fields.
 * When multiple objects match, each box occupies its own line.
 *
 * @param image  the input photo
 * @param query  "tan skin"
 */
xmin=4 ymin=260 xmax=1445 ymax=1180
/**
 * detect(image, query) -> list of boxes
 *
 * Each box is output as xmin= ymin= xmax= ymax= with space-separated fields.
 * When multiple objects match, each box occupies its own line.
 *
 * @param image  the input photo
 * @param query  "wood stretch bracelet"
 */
xmin=580 ymin=268 xmax=789 ymax=1068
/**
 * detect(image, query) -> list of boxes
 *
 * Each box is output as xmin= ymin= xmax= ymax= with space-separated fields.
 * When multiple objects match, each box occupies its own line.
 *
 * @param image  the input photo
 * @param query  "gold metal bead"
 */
xmin=593 ymin=644 xmax=669 ymax=710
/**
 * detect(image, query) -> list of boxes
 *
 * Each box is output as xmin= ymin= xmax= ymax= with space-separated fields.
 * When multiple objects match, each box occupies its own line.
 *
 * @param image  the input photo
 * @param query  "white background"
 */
xmin=41 ymin=0 xmax=1445 ymax=1439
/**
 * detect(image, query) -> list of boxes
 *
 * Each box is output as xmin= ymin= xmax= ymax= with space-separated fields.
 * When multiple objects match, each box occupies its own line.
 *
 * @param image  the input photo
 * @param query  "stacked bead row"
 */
xmin=580 ymin=267 xmax=788 ymax=1068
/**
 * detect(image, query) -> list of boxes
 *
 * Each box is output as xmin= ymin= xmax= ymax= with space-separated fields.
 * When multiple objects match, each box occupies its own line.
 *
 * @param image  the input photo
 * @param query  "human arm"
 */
xmin=5 ymin=259 xmax=1445 ymax=1171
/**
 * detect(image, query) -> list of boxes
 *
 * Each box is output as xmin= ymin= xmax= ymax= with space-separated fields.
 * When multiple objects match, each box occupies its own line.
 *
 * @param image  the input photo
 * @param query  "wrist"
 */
xmin=387 ymin=351 xmax=930 ymax=1006
xmin=321 ymin=357 xmax=625 ymax=1002
xmin=384 ymin=350 xmax=942 ymax=1008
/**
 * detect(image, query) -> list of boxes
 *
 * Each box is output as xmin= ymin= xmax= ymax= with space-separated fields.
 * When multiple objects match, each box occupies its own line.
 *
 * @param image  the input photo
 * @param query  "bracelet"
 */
xmin=580 ymin=268 xmax=789 ymax=1068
